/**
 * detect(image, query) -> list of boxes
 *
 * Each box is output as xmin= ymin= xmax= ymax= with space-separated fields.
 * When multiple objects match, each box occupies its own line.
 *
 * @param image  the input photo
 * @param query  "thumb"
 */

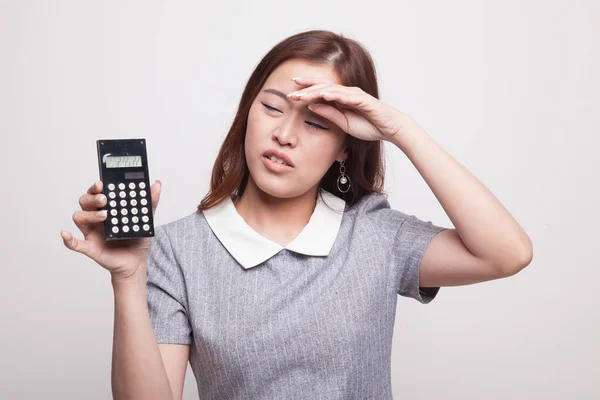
xmin=151 ymin=180 xmax=161 ymax=214
xmin=308 ymin=103 xmax=349 ymax=133
xmin=60 ymin=230 xmax=92 ymax=256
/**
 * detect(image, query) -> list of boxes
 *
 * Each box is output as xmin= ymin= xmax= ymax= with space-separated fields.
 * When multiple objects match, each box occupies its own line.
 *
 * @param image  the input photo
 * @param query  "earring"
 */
xmin=337 ymin=160 xmax=351 ymax=193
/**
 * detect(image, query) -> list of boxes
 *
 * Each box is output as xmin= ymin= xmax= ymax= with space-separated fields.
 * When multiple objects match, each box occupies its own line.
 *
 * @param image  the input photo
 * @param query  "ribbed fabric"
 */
xmin=146 ymin=192 xmax=448 ymax=399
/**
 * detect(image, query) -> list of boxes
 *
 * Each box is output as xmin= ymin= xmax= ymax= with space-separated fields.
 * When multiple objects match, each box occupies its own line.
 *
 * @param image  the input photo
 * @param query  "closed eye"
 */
xmin=261 ymin=102 xmax=330 ymax=131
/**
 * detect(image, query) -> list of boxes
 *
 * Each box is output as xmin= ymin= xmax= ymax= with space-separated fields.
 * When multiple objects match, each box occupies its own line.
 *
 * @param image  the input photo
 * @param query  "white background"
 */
xmin=1 ymin=0 xmax=598 ymax=399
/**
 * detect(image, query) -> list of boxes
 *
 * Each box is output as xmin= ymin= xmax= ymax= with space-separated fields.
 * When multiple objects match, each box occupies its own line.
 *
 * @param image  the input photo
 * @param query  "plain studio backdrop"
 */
xmin=1 ymin=0 xmax=598 ymax=399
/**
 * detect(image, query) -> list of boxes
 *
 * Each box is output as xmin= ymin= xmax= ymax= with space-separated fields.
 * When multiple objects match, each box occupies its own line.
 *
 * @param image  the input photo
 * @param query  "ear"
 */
xmin=335 ymin=143 xmax=348 ymax=163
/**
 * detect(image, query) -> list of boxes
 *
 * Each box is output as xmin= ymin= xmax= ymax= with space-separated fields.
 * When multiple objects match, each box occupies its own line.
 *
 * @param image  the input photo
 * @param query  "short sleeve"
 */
xmin=146 ymin=225 xmax=193 ymax=344
xmin=393 ymin=214 xmax=448 ymax=304
xmin=361 ymin=193 xmax=449 ymax=304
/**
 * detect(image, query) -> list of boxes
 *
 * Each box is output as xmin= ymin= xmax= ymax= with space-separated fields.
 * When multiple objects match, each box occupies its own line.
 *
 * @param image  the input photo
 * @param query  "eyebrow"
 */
xmin=262 ymin=88 xmax=291 ymax=103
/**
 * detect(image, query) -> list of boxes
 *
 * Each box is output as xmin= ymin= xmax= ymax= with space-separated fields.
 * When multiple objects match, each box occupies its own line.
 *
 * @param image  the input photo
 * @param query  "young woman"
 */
xmin=62 ymin=29 xmax=533 ymax=399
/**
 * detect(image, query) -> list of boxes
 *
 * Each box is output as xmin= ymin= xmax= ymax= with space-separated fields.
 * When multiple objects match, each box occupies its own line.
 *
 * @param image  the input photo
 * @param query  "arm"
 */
xmin=389 ymin=115 xmax=533 ymax=285
xmin=159 ymin=344 xmax=190 ymax=400
xmin=111 ymin=274 xmax=187 ymax=400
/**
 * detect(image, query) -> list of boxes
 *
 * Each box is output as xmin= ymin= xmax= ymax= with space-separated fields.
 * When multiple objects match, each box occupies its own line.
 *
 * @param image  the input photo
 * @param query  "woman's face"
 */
xmin=245 ymin=59 xmax=347 ymax=199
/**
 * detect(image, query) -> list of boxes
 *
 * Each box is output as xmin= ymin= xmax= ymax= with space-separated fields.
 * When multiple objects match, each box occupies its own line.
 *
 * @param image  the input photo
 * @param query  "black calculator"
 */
xmin=96 ymin=139 xmax=155 ymax=240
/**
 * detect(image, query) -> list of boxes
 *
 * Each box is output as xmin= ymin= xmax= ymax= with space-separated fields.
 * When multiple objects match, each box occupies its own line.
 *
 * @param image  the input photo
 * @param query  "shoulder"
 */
xmin=349 ymin=191 xmax=412 ymax=227
xmin=153 ymin=211 xmax=210 ymax=247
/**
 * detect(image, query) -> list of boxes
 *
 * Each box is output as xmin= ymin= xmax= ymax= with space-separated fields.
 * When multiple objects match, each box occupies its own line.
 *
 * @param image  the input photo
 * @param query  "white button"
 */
xmin=108 ymin=192 xmax=116 ymax=199
xmin=119 ymin=191 xmax=126 ymax=198
xmin=132 ymin=216 xmax=139 ymax=223
xmin=121 ymin=217 xmax=129 ymax=224
xmin=118 ymin=183 xmax=125 ymax=190
xmin=139 ymin=190 xmax=147 ymax=197
xmin=120 ymin=199 xmax=127 ymax=207
xmin=141 ymin=216 xmax=149 ymax=223
xmin=133 ymin=225 xmax=140 ymax=232
xmin=143 ymin=224 xmax=150 ymax=231
xmin=128 ymin=182 xmax=136 ymax=189
xmin=131 ymin=208 xmax=138 ymax=215
xmin=111 ymin=217 xmax=118 ymax=224
xmin=129 ymin=190 xmax=136 ymax=198
xmin=130 ymin=199 xmax=137 ymax=206
xmin=121 ymin=208 xmax=128 ymax=215
xmin=110 ymin=209 xmax=118 ymax=216
xmin=141 ymin=207 xmax=148 ymax=214
xmin=112 ymin=226 xmax=119 ymax=233
xmin=139 ymin=182 xmax=146 ymax=189
xmin=140 ymin=198 xmax=147 ymax=206
xmin=109 ymin=200 xmax=116 ymax=207
xmin=108 ymin=183 xmax=115 ymax=190
xmin=122 ymin=225 xmax=130 ymax=233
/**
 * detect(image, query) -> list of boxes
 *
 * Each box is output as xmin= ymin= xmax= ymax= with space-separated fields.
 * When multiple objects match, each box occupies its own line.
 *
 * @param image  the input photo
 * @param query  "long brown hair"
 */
xmin=196 ymin=29 xmax=387 ymax=213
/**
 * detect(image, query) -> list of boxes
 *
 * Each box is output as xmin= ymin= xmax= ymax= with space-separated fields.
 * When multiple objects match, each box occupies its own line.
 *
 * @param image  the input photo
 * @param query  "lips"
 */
xmin=262 ymin=149 xmax=294 ymax=167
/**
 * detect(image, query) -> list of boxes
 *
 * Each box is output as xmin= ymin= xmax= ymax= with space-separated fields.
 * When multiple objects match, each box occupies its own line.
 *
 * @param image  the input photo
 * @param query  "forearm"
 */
xmin=111 ymin=275 xmax=173 ymax=400
xmin=388 ymin=115 xmax=533 ymax=271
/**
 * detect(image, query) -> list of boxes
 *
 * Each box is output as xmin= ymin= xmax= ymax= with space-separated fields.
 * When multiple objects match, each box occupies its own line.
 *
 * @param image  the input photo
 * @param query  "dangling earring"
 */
xmin=337 ymin=159 xmax=351 ymax=193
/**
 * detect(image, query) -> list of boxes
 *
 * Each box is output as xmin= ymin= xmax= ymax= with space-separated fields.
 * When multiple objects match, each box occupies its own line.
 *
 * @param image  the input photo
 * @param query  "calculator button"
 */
xmin=111 ymin=217 xmax=118 ymax=224
xmin=108 ymin=192 xmax=116 ymax=199
xmin=119 ymin=191 xmax=126 ymax=198
xmin=110 ymin=200 xmax=116 ymax=207
xmin=121 ymin=217 xmax=129 ymax=224
xmin=122 ymin=226 xmax=130 ymax=233
xmin=141 ymin=207 xmax=148 ymax=214
xmin=120 ymin=199 xmax=127 ymax=207
xmin=108 ymin=183 xmax=115 ymax=190
xmin=131 ymin=208 xmax=138 ymax=215
xmin=142 ymin=215 xmax=149 ymax=223
xmin=139 ymin=182 xmax=146 ymax=189
xmin=121 ymin=208 xmax=128 ymax=215
xmin=128 ymin=182 xmax=136 ymax=189
xmin=130 ymin=199 xmax=137 ymax=206
xmin=112 ymin=226 xmax=119 ymax=233
xmin=129 ymin=190 xmax=136 ymax=198
xmin=143 ymin=224 xmax=150 ymax=231
xmin=140 ymin=198 xmax=147 ymax=206
xmin=118 ymin=183 xmax=125 ymax=190
xmin=132 ymin=225 xmax=140 ymax=232
xmin=110 ymin=209 xmax=118 ymax=216
xmin=139 ymin=190 xmax=147 ymax=197
xmin=132 ymin=216 xmax=139 ymax=223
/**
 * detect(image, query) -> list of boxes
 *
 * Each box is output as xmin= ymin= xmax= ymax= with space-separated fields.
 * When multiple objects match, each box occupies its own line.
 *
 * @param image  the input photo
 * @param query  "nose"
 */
xmin=272 ymin=116 xmax=298 ymax=147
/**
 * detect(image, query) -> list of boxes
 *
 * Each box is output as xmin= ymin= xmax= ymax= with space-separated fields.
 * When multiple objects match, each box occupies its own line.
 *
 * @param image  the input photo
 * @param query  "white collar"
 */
xmin=202 ymin=189 xmax=346 ymax=269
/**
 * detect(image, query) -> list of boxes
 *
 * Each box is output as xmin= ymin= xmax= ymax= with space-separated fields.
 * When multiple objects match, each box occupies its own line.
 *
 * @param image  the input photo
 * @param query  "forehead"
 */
xmin=264 ymin=59 xmax=342 ymax=85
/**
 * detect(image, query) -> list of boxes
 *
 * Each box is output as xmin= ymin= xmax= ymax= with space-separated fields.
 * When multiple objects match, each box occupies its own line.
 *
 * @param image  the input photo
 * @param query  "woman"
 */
xmin=61 ymin=29 xmax=533 ymax=399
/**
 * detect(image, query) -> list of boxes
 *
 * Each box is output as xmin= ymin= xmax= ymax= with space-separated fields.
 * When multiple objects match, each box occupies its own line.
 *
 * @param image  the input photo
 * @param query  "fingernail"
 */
xmin=291 ymin=76 xmax=301 ymax=81
xmin=95 ymin=180 xmax=101 ymax=188
xmin=97 ymin=210 xmax=107 ymax=217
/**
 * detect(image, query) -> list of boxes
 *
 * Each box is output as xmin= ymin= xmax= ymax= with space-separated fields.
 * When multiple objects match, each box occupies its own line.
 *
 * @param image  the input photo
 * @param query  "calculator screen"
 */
xmin=106 ymin=155 xmax=143 ymax=168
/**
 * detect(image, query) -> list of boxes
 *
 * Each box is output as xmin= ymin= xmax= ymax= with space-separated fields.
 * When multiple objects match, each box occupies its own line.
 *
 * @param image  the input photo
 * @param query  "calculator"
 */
xmin=96 ymin=139 xmax=155 ymax=240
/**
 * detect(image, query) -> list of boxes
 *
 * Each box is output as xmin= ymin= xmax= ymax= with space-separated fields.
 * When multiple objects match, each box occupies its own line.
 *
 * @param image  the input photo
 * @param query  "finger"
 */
xmin=79 ymin=192 xmax=107 ymax=211
xmin=72 ymin=209 xmax=108 ymax=234
xmin=318 ymin=88 xmax=368 ymax=109
xmin=150 ymin=180 xmax=161 ymax=214
xmin=307 ymin=103 xmax=350 ymax=133
xmin=286 ymin=83 xmax=331 ymax=100
xmin=60 ymin=229 xmax=93 ymax=256
xmin=87 ymin=180 xmax=103 ymax=195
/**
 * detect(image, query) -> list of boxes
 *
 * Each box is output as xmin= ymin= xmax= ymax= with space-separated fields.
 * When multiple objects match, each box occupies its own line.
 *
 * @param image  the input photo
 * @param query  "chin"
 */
xmin=247 ymin=167 xmax=305 ymax=200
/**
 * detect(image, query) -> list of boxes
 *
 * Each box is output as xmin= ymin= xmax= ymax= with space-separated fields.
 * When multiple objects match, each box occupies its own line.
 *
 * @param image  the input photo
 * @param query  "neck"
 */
xmin=232 ymin=178 xmax=319 ymax=246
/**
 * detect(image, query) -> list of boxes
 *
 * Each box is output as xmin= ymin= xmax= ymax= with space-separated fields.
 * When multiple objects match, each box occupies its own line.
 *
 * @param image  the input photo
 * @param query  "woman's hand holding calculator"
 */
xmin=60 ymin=179 xmax=162 ymax=284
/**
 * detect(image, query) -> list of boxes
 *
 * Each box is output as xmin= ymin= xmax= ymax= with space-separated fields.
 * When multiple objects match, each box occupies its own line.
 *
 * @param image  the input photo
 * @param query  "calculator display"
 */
xmin=106 ymin=155 xmax=143 ymax=168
